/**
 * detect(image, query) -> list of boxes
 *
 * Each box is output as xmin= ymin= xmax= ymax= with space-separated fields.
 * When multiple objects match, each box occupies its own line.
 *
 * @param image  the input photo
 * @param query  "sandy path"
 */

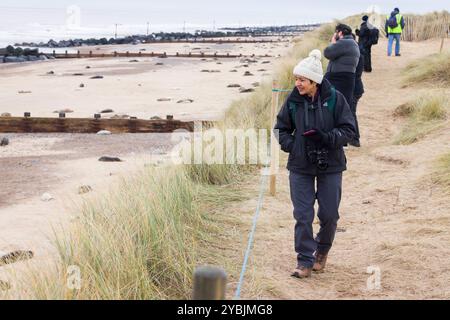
xmin=229 ymin=39 xmax=450 ymax=299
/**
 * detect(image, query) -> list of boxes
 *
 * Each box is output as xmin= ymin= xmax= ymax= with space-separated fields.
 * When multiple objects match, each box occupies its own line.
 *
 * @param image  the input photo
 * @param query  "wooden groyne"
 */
xmin=0 ymin=114 xmax=210 ymax=134
xmin=52 ymin=51 xmax=272 ymax=59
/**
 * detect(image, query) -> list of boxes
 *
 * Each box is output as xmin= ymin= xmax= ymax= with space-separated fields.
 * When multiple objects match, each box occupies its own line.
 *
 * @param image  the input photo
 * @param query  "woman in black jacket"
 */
xmin=274 ymin=49 xmax=356 ymax=278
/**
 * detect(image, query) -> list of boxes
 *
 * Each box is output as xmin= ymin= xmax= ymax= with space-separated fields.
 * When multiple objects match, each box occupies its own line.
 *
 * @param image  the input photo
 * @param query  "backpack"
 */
xmin=388 ymin=15 xmax=398 ymax=28
xmin=370 ymin=27 xmax=379 ymax=45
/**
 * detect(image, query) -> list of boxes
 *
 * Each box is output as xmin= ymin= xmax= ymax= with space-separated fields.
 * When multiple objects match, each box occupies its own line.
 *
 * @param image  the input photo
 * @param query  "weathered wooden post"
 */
xmin=77 ymin=50 xmax=80 ymax=58
xmin=89 ymin=50 xmax=93 ymax=57
xmin=193 ymin=266 xmax=227 ymax=300
xmin=270 ymin=80 xmax=279 ymax=196
xmin=24 ymin=112 xmax=31 ymax=118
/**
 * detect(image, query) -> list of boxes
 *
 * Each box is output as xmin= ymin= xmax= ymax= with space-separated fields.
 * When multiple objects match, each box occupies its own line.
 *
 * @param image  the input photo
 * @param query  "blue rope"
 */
xmin=234 ymin=167 xmax=269 ymax=299
xmin=272 ymin=89 xmax=292 ymax=92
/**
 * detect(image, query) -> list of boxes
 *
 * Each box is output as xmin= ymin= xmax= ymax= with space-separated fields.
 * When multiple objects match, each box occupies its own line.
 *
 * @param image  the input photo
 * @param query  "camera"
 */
xmin=307 ymin=146 xmax=329 ymax=171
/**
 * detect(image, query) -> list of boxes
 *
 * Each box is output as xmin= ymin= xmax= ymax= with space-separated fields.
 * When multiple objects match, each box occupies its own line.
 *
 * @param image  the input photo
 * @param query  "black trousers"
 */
xmin=289 ymin=171 xmax=342 ymax=268
xmin=351 ymin=94 xmax=362 ymax=140
xmin=363 ymin=45 xmax=372 ymax=72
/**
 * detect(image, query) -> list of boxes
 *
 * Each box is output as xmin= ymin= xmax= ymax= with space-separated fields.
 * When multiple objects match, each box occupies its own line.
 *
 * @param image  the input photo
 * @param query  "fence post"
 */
xmin=269 ymin=80 xmax=279 ymax=196
xmin=192 ymin=266 xmax=227 ymax=300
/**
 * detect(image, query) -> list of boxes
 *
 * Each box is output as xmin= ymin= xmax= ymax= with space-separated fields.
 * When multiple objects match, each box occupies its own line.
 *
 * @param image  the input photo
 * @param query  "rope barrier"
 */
xmin=234 ymin=166 xmax=270 ymax=299
xmin=271 ymin=89 xmax=292 ymax=93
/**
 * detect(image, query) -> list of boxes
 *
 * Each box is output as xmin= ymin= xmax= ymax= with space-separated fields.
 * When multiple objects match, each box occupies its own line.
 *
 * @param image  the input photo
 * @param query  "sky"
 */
xmin=0 ymin=0 xmax=448 ymax=45
xmin=0 ymin=0 xmax=448 ymax=27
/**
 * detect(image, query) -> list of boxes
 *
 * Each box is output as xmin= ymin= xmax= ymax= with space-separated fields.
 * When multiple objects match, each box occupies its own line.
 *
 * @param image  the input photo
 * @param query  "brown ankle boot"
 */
xmin=291 ymin=266 xmax=312 ymax=278
xmin=313 ymin=253 xmax=328 ymax=272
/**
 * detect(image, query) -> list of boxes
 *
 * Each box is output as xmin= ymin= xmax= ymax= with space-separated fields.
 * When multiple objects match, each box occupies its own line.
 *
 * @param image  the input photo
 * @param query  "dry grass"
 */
xmin=403 ymin=52 xmax=450 ymax=87
xmin=394 ymin=93 xmax=448 ymax=145
xmin=2 ymin=18 xmax=345 ymax=300
xmin=433 ymin=153 xmax=450 ymax=193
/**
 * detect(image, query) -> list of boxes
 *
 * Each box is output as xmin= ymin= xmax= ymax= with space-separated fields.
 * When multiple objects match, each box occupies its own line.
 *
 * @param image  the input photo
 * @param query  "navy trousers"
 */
xmin=289 ymin=171 xmax=342 ymax=268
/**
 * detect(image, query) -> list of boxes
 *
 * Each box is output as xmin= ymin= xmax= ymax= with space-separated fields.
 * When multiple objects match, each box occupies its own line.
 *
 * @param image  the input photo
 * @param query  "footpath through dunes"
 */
xmin=223 ymin=39 xmax=450 ymax=299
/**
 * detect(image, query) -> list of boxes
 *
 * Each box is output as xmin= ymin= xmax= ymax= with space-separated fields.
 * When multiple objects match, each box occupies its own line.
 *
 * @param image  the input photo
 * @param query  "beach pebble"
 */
xmin=129 ymin=59 xmax=139 ymax=63
xmin=96 ymin=130 xmax=111 ymax=135
xmin=229 ymin=70 xmax=238 ymax=72
xmin=227 ymin=84 xmax=241 ymax=88
xmin=86 ymin=66 xmax=91 ymax=69
xmin=239 ymin=88 xmax=255 ymax=93
xmin=1 ymin=113 xmax=11 ymax=117
xmin=261 ymin=61 xmax=271 ymax=64
xmin=252 ymin=82 xmax=260 ymax=87
xmin=41 ymin=193 xmax=54 ymax=201
xmin=99 ymin=156 xmax=122 ymax=162
xmin=157 ymin=98 xmax=171 ymax=102
xmin=177 ymin=99 xmax=194 ymax=104
xmin=78 ymin=185 xmax=93 ymax=194
xmin=244 ymin=71 xmax=254 ymax=76
xmin=18 ymin=90 xmax=32 ymax=94
xmin=79 ymin=83 xmax=85 ymax=88
xmin=155 ymin=62 xmax=164 ymax=65
xmin=257 ymin=69 xmax=267 ymax=72
xmin=150 ymin=116 xmax=163 ymax=120
xmin=73 ymin=73 xmax=84 ymax=76
xmin=0 ymin=137 xmax=9 ymax=146
xmin=90 ymin=75 xmax=104 ymax=79
xmin=100 ymin=109 xmax=114 ymax=113
xmin=46 ymin=71 xmax=55 ymax=75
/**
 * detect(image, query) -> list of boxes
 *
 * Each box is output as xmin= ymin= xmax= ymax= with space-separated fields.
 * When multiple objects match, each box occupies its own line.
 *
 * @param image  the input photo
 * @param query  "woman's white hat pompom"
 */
xmin=309 ymin=49 xmax=322 ymax=60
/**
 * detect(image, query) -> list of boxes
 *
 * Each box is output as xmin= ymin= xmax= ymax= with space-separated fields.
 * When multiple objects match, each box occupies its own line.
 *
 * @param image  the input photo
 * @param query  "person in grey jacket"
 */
xmin=274 ymin=49 xmax=356 ymax=278
xmin=324 ymin=24 xmax=360 ymax=107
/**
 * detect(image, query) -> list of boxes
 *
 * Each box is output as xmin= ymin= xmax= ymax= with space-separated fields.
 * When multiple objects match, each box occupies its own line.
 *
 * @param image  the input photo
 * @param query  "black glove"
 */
xmin=302 ymin=128 xmax=329 ymax=144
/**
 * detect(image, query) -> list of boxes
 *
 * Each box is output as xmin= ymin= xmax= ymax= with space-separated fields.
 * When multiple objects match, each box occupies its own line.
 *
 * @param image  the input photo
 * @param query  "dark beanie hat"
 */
xmin=394 ymin=7 xmax=400 ymax=12
xmin=362 ymin=15 xmax=369 ymax=21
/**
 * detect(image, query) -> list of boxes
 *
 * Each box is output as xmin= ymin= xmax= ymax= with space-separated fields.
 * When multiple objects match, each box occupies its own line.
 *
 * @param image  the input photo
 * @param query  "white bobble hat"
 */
xmin=293 ymin=49 xmax=323 ymax=84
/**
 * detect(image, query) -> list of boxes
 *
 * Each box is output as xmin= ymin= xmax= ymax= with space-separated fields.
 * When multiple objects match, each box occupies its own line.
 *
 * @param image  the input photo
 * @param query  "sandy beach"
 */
xmin=0 ymin=39 xmax=293 ymax=273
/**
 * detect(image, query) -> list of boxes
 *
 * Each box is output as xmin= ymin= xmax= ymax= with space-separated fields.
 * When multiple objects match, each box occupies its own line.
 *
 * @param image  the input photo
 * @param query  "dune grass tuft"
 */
xmin=394 ymin=93 xmax=448 ymax=145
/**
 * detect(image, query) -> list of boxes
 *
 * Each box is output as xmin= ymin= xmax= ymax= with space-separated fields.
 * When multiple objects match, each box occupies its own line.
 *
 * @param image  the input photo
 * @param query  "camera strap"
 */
xmin=303 ymin=94 xmax=325 ymax=130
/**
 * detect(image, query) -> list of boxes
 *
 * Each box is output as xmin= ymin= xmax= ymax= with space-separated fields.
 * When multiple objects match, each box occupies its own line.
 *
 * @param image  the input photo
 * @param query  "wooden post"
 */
xmin=192 ymin=266 xmax=227 ymax=300
xmin=269 ymin=80 xmax=279 ymax=196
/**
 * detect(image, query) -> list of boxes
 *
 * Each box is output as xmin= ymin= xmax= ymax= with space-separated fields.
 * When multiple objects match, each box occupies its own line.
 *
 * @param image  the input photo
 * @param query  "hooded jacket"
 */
xmin=274 ymin=79 xmax=356 ymax=175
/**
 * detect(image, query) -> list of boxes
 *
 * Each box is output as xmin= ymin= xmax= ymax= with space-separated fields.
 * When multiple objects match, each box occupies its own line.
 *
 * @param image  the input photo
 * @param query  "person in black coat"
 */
xmin=274 ymin=49 xmax=356 ymax=278
xmin=324 ymin=24 xmax=360 ymax=108
xmin=350 ymin=34 xmax=365 ymax=147
xmin=357 ymin=15 xmax=373 ymax=72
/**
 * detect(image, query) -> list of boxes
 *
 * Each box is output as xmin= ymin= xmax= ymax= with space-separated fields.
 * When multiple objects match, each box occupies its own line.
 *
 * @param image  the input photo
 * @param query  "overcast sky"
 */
xmin=0 ymin=0 xmax=448 ymax=28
